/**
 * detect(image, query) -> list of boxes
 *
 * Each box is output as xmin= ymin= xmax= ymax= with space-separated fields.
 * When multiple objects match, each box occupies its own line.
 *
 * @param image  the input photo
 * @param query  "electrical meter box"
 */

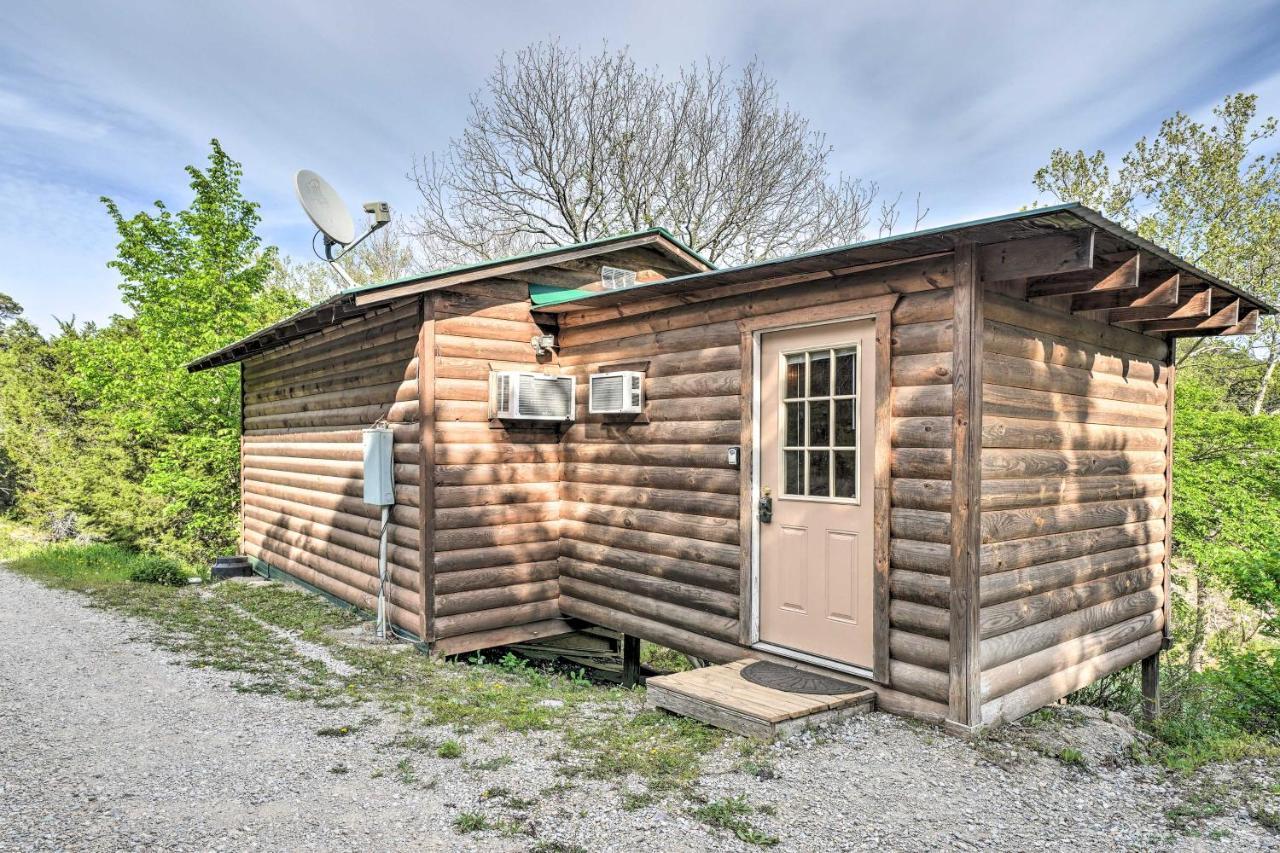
xmin=362 ymin=427 xmax=395 ymax=505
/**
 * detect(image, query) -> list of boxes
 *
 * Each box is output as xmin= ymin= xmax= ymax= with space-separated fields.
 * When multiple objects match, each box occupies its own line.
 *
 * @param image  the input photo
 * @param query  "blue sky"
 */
xmin=3 ymin=0 xmax=1280 ymax=332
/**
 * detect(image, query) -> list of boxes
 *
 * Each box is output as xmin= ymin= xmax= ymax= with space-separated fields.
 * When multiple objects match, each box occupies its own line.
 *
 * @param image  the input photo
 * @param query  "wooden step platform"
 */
xmin=645 ymin=659 xmax=876 ymax=739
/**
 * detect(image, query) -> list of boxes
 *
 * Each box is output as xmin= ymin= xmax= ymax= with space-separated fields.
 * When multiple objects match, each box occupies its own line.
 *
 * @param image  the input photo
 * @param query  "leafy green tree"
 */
xmin=0 ymin=141 xmax=395 ymax=560
xmin=1173 ymin=376 xmax=1280 ymax=666
xmin=1033 ymin=93 xmax=1280 ymax=413
xmin=0 ymin=292 xmax=21 ymax=327
xmin=0 ymin=310 xmax=88 ymax=518
xmin=56 ymin=140 xmax=300 ymax=560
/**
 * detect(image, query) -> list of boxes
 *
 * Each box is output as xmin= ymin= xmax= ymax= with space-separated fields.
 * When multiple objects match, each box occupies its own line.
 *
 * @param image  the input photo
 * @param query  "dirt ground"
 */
xmin=1 ymin=567 xmax=1276 ymax=852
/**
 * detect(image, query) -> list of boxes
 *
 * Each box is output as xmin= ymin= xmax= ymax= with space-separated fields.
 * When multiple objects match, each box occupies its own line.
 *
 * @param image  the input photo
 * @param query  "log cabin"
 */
xmin=188 ymin=204 xmax=1273 ymax=731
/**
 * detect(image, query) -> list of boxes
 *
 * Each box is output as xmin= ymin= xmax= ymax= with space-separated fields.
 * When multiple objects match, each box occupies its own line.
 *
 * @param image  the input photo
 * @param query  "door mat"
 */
xmin=739 ymin=660 xmax=863 ymax=695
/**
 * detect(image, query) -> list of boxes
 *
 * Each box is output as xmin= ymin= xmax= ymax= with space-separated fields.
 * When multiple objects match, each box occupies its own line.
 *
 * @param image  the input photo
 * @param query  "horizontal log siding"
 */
xmin=429 ymin=286 xmax=564 ymax=653
xmin=241 ymin=300 xmax=423 ymax=636
xmin=888 ymin=287 xmax=956 ymax=700
xmin=976 ymin=294 xmax=1170 ymax=724
xmin=558 ymin=258 xmax=957 ymax=703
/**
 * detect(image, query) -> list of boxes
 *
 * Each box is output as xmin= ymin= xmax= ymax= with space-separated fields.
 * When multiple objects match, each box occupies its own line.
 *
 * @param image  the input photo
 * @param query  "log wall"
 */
xmin=555 ymin=256 xmax=955 ymax=714
xmin=428 ymin=284 xmax=569 ymax=655
xmin=239 ymin=298 xmax=425 ymax=635
xmin=230 ymin=246 xmax=1177 ymax=728
xmin=974 ymin=293 xmax=1171 ymax=725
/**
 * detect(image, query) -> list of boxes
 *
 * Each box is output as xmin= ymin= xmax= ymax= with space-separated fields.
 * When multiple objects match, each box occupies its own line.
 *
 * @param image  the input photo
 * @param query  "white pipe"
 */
xmin=376 ymin=504 xmax=389 ymax=640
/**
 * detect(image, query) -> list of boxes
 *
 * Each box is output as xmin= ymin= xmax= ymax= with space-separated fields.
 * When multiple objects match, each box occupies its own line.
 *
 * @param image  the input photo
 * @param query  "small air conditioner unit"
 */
xmin=488 ymin=372 xmax=576 ymax=421
xmin=589 ymin=371 xmax=645 ymax=414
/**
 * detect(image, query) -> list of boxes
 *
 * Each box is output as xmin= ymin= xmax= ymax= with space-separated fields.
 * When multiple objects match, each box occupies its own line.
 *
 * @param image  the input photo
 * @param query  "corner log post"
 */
xmin=950 ymin=225 xmax=1099 ymax=734
xmin=1142 ymin=335 xmax=1177 ymax=721
xmin=416 ymin=295 xmax=437 ymax=644
xmin=947 ymin=241 xmax=984 ymax=734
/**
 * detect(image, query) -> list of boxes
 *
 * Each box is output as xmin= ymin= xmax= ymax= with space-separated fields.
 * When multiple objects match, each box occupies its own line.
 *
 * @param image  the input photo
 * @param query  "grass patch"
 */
xmin=559 ymin=709 xmax=724 ymax=793
xmin=453 ymin=812 xmax=490 ymax=833
xmin=641 ymin=641 xmax=694 ymax=673
xmin=2 ymin=530 xmax=733 ymax=807
xmin=436 ymin=739 xmax=463 ymax=759
xmin=530 ymin=843 xmax=587 ymax=853
xmin=467 ymin=755 xmax=512 ymax=771
xmin=1165 ymin=790 xmax=1227 ymax=831
xmin=691 ymin=794 xmax=780 ymax=846
xmin=1056 ymin=747 xmax=1086 ymax=768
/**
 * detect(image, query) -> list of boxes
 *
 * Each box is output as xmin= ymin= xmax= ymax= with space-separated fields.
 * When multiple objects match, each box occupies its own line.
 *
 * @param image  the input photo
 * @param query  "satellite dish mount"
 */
xmin=294 ymin=169 xmax=391 ymax=288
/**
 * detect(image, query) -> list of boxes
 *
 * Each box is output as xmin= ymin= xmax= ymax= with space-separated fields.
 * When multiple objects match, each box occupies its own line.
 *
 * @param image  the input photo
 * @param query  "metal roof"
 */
xmin=530 ymin=203 xmax=1278 ymax=315
xmin=187 ymin=227 xmax=709 ymax=372
xmin=189 ymin=203 xmax=1274 ymax=371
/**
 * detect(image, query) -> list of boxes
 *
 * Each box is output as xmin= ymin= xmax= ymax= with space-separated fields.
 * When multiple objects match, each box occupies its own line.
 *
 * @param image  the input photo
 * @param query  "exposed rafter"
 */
xmin=979 ymin=228 xmax=1095 ymax=282
xmin=1142 ymin=296 xmax=1240 ymax=333
xmin=1072 ymin=271 xmax=1181 ymax=313
xmin=1178 ymin=308 xmax=1261 ymax=337
xmin=1110 ymin=286 xmax=1210 ymax=324
xmin=1026 ymin=251 xmax=1139 ymax=298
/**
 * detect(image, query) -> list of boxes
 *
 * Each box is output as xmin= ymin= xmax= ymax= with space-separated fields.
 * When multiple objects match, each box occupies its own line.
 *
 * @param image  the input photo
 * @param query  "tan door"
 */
xmin=758 ymin=319 xmax=875 ymax=668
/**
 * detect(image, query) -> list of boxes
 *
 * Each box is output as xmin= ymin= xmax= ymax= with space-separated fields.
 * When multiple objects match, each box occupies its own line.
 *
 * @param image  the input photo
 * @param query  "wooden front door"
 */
xmin=758 ymin=319 xmax=876 ymax=669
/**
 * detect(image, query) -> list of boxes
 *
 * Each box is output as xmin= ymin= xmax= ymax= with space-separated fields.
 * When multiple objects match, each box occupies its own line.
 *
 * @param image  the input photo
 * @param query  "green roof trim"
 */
xmin=528 ymin=283 xmax=597 ymax=306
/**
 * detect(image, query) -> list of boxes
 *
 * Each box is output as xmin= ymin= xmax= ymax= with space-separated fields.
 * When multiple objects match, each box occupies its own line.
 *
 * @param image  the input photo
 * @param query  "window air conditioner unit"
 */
xmin=488 ymin=372 xmax=576 ymax=421
xmin=589 ymin=371 xmax=645 ymax=414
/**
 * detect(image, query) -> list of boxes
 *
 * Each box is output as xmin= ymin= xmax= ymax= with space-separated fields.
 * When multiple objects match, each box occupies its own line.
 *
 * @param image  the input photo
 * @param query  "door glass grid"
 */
xmin=782 ymin=346 xmax=859 ymax=499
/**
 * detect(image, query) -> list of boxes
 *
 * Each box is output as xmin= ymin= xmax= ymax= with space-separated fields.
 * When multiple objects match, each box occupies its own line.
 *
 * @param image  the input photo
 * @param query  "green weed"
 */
xmin=691 ymin=795 xmax=780 ymax=846
xmin=452 ymin=812 xmax=490 ymax=833
xmin=1057 ymin=747 xmax=1086 ymax=767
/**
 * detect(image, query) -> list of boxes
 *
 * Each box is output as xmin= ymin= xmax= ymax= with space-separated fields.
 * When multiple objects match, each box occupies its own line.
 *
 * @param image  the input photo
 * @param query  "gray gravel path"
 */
xmin=1 ymin=566 xmax=1276 ymax=852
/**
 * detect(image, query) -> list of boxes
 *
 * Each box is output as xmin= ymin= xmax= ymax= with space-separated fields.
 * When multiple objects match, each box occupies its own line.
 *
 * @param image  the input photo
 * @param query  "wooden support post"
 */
xmin=1162 ymin=344 xmax=1175 ymax=648
xmin=1141 ymin=652 xmax=1160 ymax=720
xmin=622 ymin=634 xmax=641 ymax=687
xmin=416 ymin=295 xmax=437 ymax=643
xmin=948 ymin=242 xmax=983 ymax=734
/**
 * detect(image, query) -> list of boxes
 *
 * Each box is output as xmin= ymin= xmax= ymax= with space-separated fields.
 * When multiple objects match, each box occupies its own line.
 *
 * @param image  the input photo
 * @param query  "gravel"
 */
xmin=2 ymin=567 xmax=1277 ymax=852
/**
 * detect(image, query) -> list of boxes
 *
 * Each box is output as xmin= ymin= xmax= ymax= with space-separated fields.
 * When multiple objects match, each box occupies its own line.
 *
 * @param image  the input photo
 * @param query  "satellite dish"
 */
xmin=294 ymin=169 xmax=356 ymax=246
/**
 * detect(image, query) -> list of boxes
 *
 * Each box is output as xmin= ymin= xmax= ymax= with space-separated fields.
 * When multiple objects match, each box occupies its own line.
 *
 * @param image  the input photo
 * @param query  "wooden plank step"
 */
xmin=645 ymin=659 xmax=876 ymax=739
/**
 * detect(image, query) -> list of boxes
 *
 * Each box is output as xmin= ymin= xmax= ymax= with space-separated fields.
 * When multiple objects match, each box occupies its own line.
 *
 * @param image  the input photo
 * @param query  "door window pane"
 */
xmin=808 ymin=450 xmax=830 ymax=497
xmin=808 ymin=400 xmax=830 ymax=446
xmin=808 ymin=352 xmax=830 ymax=396
xmin=834 ymin=398 xmax=856 ymax=447
xmin=784 ymin=450 xmax=804 ymax=495
xmin=834 ymin=450 xmax=858 ymax=498
xmin=785 ymin=354 xmax=804 ymax=399
xmin=785 ymin=402 xmax=805 ymax=447
xmin=835 ymin=348 xmax=857 ymax=396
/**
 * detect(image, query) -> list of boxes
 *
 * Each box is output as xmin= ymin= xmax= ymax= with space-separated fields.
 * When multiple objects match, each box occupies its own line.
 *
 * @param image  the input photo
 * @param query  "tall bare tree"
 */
xmin=409 ymin=42 xmax=919 ymax=268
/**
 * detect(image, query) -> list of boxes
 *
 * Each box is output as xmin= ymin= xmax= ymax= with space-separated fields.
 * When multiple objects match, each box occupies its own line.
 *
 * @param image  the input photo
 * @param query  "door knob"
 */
xmin=758 ymin=489 xmax=773 ymax=524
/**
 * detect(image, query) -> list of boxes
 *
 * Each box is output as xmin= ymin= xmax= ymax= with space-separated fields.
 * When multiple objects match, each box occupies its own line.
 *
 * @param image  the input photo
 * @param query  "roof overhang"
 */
xmin=530 ymin=204 xmax=1277 ymax=318
xmin=187 ymin=227 xmax=710 ymax=372
xmin=189 ymin=205 xmax=1275 ymax=372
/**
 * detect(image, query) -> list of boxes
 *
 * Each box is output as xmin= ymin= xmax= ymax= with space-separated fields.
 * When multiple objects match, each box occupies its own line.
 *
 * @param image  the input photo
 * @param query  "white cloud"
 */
xmin=1 ymin=0 xmax=1278 ymax=331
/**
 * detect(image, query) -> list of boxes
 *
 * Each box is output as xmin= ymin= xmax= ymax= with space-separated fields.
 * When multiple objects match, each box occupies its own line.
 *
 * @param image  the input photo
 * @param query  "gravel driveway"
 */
xmin=1 ymin=567 xmax=1276 ymax=852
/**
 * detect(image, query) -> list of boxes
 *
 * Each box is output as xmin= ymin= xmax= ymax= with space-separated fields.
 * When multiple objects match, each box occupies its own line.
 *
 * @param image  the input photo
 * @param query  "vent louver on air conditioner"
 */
xmin=488 ymin=371 xmax=576 ymax=421
xmin=589 ymin=371 xmax=645 ymax=414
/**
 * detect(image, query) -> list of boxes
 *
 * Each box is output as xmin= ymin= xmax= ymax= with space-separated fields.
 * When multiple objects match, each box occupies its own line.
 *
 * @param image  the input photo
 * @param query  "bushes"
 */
xmin=128 ymin=554 xmax=189 ymax=586
xmin=1070 ymin=649 xmax=1280 ymax=768
xmin=0 ymin=141 xmax=302 ymax=565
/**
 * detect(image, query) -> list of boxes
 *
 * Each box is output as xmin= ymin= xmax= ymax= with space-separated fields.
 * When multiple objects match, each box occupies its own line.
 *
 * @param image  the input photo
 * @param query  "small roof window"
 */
xmin=601 ymin=265 xmax=637 ymax=290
